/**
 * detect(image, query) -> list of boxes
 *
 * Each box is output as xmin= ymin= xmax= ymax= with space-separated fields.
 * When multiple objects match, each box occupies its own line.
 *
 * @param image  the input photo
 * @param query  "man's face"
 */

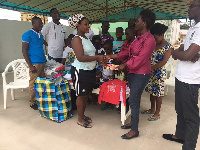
xmin=50 ymin=9 xmax=60 ymax=20
xmin=101 ymin=22 xmax=110 ymax=33
xmin=33 ymin=19 xmax=43 ymax=31
xmin=188 ymin=1 xmax=200 ymax=20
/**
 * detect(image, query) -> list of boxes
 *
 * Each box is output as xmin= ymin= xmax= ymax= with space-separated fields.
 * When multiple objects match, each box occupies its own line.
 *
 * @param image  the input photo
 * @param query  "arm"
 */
xmin=172 ymin=43 xmax=200 ymax=61
xmin=71 ymin=36 xmax=103 ymax=62
xmin=151 ymin=48 xmax=172 ymax=70
xmin=43 ymin=40 xmax=48 ymax=46
xmin=22 ymin=42 xmax=36 ymax=73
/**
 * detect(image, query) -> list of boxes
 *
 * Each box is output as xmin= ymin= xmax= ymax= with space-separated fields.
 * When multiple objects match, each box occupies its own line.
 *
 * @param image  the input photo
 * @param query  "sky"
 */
xmin=0 ymin=8 xmax=69 ymax=26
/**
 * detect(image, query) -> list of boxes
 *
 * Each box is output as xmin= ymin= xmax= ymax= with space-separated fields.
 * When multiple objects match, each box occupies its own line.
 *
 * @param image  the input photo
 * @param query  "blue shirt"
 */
xmin=22 ymin=29 xmax=46 ymax=64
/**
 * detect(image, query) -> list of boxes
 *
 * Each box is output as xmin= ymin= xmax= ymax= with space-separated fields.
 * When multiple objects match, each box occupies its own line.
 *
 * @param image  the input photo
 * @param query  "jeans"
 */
xmin=175 ymin=78 xmax=200 ymax=150
xmin=48 ymin=54 xmax=62 ymax=63
xmin=128 ymin=73 xmax=151 ymax=131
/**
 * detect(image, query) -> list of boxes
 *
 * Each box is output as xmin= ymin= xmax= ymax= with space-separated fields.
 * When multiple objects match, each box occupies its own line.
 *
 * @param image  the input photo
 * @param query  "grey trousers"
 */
xmin=175 ymin=78 xmax=200 ymax=150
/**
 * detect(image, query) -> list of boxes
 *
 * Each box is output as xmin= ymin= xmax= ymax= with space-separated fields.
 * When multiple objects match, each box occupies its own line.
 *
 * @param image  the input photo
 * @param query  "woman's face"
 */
xmin=125 ymin=29 xmax=135 ymax=41
xmin=153 ymin=34 xmax=163 ymax=44
xmin=135 ymin=16 xmax=145 ymax=32
xmin=77 ymin=18 xmax=90 ymax=33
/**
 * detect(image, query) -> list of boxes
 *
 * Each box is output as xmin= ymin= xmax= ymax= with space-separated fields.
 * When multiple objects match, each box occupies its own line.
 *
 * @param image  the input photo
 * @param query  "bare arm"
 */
xmin=172 ymin=43 xmax=200 ymax=61
xmin=151 ymin=48 xmax=172 ymax=70
xmin=71 ymin=36 xmax=103 ymax=62
xmin=22 ymin=42 xmax=36 ymax=73
xmin=43 ymin=40 xmax=48 ymax=46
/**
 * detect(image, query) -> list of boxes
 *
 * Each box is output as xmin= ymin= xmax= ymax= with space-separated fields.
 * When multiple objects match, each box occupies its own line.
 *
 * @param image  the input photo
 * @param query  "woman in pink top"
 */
xmin=107 ymin=9 xmax=156 ymax=139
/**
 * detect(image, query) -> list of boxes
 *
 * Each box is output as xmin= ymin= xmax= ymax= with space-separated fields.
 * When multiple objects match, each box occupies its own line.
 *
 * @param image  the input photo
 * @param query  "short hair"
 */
xmin=125 ymin=27 xmax=135 ymax=33
xmin=68 ymin=34 xmax=75 ymax=40
xmin=31 ymin=16 xmax=41 ymax=24
xmin=116 ymin=27 xmax=123 ymax=31
xmin=140 ymin=9 xmax=156 ymax=30
xmin=102 ymin=21 xmax=109 ymax=26
xmin=104 ymin=39 xmax=113 ymax=47
xmin=150 ymin=23 xmax=168 ymax=35
xmin=77 ymin=17 xmax=87 ymax=25
xmin=92 ymin=35 xmax=101 ymax=43
xmin=50 ymin=8 xmax=57 ymax=14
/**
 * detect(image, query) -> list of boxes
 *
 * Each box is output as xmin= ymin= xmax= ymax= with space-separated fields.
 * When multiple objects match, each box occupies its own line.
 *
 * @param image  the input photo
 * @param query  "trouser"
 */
xmin=29 ymin=63 xmax=45 ymax=105
xmin=175 ymin=78 xmax=200 ymax=150
xmin=48 ymin=54 xmax=62 ymax=63
xmin=128 ymin=73 xmax=151 ymax=131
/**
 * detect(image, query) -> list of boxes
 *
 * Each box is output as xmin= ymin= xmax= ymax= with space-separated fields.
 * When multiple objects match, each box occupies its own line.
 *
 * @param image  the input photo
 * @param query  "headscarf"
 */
xmin=68 ymin=14 xmax=85 ymax=29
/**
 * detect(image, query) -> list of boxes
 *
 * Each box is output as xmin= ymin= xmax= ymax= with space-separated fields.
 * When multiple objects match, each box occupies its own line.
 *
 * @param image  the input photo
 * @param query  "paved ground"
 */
xmin=0 ymin=74 xmax=199 ymax=150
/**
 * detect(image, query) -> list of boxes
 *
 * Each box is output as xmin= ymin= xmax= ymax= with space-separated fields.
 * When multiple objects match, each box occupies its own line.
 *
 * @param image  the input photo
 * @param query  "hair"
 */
xmin=92 ymin=35 xmax=101 ymax=43
xmin=68 ymin=34 xmax=75 ymax=40
xmin=150 ymin=23 xmax=168 ymax=35
xmin=104 ymin=39 xmax=113 ymax=47
xmin=50 ymin=8 xmax=57 ymax=14
xmin=116 ymin=27 xmax=123 ymax=31
xmin=102 ymin=21 xmax=109 ymax=26
xmin=139 ymin=9 xmax=156 ymax=30
xmin=125 ymin=27 xmax=135 ymax=33
xmin=128 ymin=18 xmax=136 ymax=28
xmin=31 ymin=16 xmax=41 ymax=24
xmin=77 ymin=17 xmax=87 ymax=25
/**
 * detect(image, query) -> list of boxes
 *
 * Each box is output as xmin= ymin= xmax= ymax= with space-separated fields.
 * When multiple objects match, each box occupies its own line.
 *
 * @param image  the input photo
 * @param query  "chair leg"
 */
xmin=3 ymin=88 xmax=7 ymax=109
xmin=11 ymin=89 xmax=15 ymax=100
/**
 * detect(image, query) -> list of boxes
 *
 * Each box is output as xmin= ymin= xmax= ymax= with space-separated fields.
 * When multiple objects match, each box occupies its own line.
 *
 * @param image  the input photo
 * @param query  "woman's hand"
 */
xmin=97 ymin=55 xmax=107 ymax=67
xmin=118 ymin=63 xmax=127 ymax=71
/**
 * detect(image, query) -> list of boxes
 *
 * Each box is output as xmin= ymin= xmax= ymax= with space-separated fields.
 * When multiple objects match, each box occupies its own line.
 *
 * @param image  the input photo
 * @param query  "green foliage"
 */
xmin=180 ymin=24 xmax=190 ymax=29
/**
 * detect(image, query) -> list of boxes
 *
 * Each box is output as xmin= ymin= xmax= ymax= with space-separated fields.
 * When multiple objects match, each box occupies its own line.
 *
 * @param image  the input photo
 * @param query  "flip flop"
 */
xmin=84 ymin=116 xmax=92 ymax=123
xmin=148 ymin=115 xmax=160 ymax=121
xmin=77 ymin=121 xmax=92 ymax=128
xmin=141 ymin=110 xmax=155 ymax=114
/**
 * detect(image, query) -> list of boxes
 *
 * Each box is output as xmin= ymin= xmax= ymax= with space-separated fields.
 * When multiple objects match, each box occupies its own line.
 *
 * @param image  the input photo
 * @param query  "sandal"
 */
xmin=141 ymin=109 xmax=155 ymax=114
xmin=84 ymin=116 xmax=92 ymax=123
xmin=148 ymin=115 xmax=160 ymax=121
xmin=77 ymin=121 xmax=92 ymax=128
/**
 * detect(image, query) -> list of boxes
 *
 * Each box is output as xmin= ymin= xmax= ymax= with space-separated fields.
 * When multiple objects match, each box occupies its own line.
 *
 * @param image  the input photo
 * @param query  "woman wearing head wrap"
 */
xmin=68 ymin=14 xmax=104 ymax=128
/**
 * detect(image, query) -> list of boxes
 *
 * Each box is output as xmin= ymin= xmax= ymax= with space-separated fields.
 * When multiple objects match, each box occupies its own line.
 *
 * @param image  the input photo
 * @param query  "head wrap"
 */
xmin=187 ymin=0 xmax=200 ymax=5
xmin=68 ymin=14 xmax=85 ymax=29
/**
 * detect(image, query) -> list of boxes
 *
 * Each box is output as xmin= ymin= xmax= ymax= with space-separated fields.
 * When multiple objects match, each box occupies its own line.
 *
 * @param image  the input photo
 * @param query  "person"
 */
xmin=163 ymin=0 xmax=200 ymax=149
xmin=113 ymin=27 xmax=124 ymax=54
xmin=42 ymin=8 xmax=68 ymax=63
xmin=142 ymin=23 xmax=173 ymax=121
xmin=68 ymin=14 xmax=104 ymax=128
xmin=128 ymin=18 xmax=136 ymax=29
xmin=92 ymin=35 xmax=103 ymax=55
xmin=99 ymin=21 xmax=114 ymax=49
xmin=73 ymin=28 xmax=94 ymax=40
xmin=61 ymin=34 xmax=75 ymax=71
xmin=22 ymin=16 xmax=46 ymax=110
xmin=106 ymin=9 xmax=156 ymax=139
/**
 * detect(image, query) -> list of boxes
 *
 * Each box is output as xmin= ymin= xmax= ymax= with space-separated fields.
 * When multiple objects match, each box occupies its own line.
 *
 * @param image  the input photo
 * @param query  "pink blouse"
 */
xmin=117 ymin=31 xmax=156 ymax=74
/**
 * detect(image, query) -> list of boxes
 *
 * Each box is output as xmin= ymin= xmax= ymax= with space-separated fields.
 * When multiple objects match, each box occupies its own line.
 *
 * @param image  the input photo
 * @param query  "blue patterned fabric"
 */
xmin=34 ymin=77 xmax=72 ymax=123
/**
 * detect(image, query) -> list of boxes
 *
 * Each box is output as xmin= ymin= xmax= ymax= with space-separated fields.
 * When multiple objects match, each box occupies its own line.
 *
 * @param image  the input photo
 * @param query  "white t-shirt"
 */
xmin=175 ymin=22 xmax=200 ymax=84
xmin=73 ymin=29 xmax=94 ymax=40
xmin=42 ymin=21 xmax=68 ymax=58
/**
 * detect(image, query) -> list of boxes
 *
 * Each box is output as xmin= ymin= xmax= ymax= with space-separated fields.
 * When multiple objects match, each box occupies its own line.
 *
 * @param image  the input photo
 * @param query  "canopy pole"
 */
xmin=134 ymin=7 xmax=136 ymax=19
xmin=106 ymin=0 xmax=108 ymax=21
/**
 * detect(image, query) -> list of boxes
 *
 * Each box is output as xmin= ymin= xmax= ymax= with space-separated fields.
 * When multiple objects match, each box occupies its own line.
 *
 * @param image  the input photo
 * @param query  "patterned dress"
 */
xmin=145 ymin=43 xmax=173 ymax=97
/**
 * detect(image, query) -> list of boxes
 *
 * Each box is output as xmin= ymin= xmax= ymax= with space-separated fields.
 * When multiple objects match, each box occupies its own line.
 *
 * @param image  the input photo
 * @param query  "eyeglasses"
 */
xmin=189 ymin=4 xmax=200 ymax=8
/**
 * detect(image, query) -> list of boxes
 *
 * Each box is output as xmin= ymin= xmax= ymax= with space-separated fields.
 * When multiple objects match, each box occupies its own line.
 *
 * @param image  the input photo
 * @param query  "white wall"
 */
xmin=170 ymin=19 xmax=180 ymax=44
xmin=0 ymin=19 xmax=74 ymax=73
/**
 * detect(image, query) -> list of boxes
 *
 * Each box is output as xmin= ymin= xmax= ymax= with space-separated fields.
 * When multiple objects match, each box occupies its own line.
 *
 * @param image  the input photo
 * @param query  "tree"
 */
xmin=180 ymin=24 xmax=190 ymax=29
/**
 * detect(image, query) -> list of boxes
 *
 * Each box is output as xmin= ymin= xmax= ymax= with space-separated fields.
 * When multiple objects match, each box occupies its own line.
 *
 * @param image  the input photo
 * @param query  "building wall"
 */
xmin=20 ymin=12 xmax=48 ymax=23
xmin=0 ymin=19 xmax=73 ymax=73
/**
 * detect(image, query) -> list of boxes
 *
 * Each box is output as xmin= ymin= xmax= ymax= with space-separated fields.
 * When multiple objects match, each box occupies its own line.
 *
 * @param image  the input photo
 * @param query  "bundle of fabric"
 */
xmin=34 ymin=76 xmax=72 ymax=123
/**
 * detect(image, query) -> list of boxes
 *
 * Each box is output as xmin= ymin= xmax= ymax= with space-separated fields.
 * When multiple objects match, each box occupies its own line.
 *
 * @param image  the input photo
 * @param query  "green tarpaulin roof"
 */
xmin=0 ymin=0 xmax=189 ymax=22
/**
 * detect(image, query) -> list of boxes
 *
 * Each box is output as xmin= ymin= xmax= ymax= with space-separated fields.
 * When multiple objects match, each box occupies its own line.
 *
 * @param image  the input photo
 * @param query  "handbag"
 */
xmin=34 ymin=76 xmax=72 ymax=123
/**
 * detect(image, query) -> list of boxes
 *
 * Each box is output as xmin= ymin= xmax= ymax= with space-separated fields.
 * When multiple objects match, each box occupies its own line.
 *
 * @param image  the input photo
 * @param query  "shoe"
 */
xmin=30 ymin=104 xmax=38 ymax=110
xmin=148 ymin=115 xmax=160 ymax=121
xmin=77 ymin=121 xmax=92 ymax=128
xmin=121 ymin=125 xmax=131 ymax=129
xmin=121 ymin=131 xmax=139 ymax=139
xmin=163 ymin=134 xmax=185 ymax=144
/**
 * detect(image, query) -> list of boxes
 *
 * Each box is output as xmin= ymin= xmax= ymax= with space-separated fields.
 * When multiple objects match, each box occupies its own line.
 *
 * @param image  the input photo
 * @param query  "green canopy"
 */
xmin=0 ymin=0 xmax=189 ymax=22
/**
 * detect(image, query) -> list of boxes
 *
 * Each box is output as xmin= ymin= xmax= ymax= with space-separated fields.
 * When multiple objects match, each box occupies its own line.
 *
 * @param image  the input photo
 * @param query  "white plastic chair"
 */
xmin=165 ymin=57 xmax=179 ymax=95
xmin=2 ymin=59 xmax=29 ymax=109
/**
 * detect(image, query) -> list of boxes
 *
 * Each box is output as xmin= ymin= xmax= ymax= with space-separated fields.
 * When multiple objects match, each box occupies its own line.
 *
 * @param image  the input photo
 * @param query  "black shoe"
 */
xmin=121 ymin=125 xmax=131 ymax=129
xmin=121 ymin=131 xmax=139 ymax=139
xmin=163 ymin=134 xmax=185 ymax=144
xmin=30 ymin=104 xmax=38 ymax=110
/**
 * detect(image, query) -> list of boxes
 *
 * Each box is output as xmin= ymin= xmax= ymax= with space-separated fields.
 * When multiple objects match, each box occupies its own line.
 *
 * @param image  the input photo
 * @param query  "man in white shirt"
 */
xmin=73 ymin=28 xmax=94 ymax=40
xmin=163 ymin=1 xmax=200 ymax=149
xmin=42 ymin=8 xmax=68 ymax=63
